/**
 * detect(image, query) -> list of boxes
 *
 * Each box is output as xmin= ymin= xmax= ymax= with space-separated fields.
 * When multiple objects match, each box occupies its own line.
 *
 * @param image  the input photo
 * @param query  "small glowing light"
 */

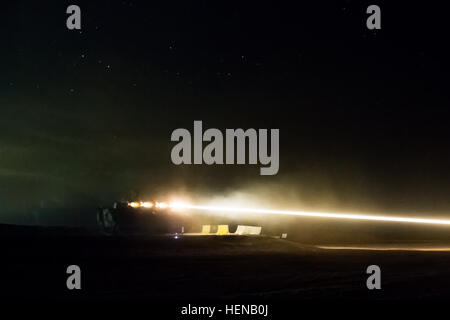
xmin=141 ymin=202 xmax=153 ymax=208
xmin=128 ymin=202 xmax=140 ymax=208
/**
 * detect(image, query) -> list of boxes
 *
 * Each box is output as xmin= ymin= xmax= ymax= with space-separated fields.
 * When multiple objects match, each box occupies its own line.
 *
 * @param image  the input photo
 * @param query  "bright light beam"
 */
xmin=169 ymin=203 xmax=450 ymax=226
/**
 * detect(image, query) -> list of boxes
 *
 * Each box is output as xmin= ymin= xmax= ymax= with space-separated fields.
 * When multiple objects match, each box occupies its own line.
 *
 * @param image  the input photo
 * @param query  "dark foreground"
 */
xmin=2 ymin=224 xmax=450 ymax=303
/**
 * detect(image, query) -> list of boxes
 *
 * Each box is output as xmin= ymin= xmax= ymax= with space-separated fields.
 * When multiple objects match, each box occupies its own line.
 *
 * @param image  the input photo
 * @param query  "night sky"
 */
xmin=1 ymin=1 xmax=450 ymax=226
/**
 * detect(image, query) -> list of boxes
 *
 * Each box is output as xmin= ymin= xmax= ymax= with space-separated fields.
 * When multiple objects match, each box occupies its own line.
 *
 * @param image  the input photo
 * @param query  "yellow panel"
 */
xmin=216 ymin=225 xmax=230 ymax=235
xmin=201 ymin=225 xmax=211 ymax=234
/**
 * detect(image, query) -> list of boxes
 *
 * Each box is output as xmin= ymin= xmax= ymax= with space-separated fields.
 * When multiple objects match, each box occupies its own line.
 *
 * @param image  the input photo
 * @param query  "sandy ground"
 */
xmin=1 ymin=224 xmax=450 ymax=301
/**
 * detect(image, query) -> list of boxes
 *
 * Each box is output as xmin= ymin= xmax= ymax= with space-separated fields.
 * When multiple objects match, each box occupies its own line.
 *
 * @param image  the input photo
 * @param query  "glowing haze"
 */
xmin=129 ymin=201 xmax=450 ymax=226
xmin=170 ymin=203 xmax=450 ymax=225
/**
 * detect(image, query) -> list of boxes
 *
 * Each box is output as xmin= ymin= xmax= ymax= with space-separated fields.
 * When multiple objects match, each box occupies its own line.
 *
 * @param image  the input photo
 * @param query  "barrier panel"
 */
xmin=201 ymin=225 xmax=211 ymax=234
xmin=216 ymin=225 xmax=230 ymax=235
xmin=235 ymin=225 xmax=262 ymax=235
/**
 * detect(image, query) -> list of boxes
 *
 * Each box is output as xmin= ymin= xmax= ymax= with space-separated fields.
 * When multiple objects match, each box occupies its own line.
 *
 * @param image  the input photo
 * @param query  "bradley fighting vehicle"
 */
xmin=97 ymin=200 xmax=265 ymax=236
